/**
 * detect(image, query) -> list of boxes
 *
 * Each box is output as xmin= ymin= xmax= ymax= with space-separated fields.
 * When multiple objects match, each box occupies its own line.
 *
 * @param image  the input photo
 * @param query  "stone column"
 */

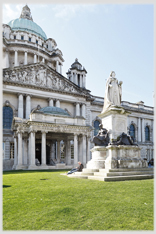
xmin=83 ymin=74 xmax=86 ymax=88
xmin=49 ymin=98 xmax=54 ymax=107
xmin=41 ymin=131 xmax=47 ymax=166
xmin=14 ymin=50 xmax=18 ymax=66
xmin=56 ymin=61 xmax=59 ymax=72
xmin=57 ymin=140 xmax=61 ymax=163
xmin=60 ymin=64 xmax=62 ymax=74
xmin=18 ymin=93 xmax=23 ymax=118
xmin=26 ymin=95 xmax=31 ymax=119
xmin=80 ymin=74 xmax=83 ymax=87
xmin=34 ymin=53 xmax=37 ymax=63
xmin=138 ymin=118 xmax=141 ymax=142
xmin=6 ymin=49 xmax=9 ymax=68
xmin=141 ymin=118 xmax=145 ymax=142
xmin=82 ymin=135 xmax=87 ymax=165
xmin=81 ymin=104 xmax=86 ymax=118
xmin=87 ymin=136 xmax=91 ymax=162
xmin=74 ymin=134 xmax=78 ymax=165
xmin=50 ymin=141 xmax=55 ymax=163
xmin=23 ymin=138 xmax=28 ymax=165
xmin=42 ymin=57 xmax=45 ymax=63
xmin=13 ymin=136 xmax=18 ymax=169
xmin=75 ymin=73 xmax=78 ymax=85
xmin=24 ymin=51 xmax=27 ymax=65
xmin=28 ymin=131 xmax=36 ymax=168
xmin=56 ymin=99 xmax=60 ymax=108
xmin=66 ymin=140 xmax=71 ymax=165
xmin=76 ymin=103 xmax=80 ymax=116
xmin=71 ymin=72 xmax=73 ymax=82
xmin=16 ymin=131 xmax=23 ymax=169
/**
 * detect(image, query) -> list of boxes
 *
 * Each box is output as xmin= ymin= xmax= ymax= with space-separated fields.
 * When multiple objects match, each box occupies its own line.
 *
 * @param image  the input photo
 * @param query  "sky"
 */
xmin=2 ymin=2 xmax=154 ymax=107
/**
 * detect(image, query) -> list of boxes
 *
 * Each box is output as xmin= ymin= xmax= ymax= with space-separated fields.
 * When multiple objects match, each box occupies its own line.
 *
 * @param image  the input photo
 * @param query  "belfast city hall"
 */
xmin=2 ymin=5 xmax=154 ymax=170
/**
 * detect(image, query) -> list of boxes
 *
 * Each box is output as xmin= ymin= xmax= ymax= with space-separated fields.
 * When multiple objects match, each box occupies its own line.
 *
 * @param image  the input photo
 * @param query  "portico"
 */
xmin=12 ymin=107 xmax=92 ymax=170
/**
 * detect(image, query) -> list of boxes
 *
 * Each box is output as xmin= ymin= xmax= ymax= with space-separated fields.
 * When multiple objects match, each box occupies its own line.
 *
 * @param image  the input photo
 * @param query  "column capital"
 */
xmin=25 ymin=94 xmax=32 ymax=98
xmin=73 ymin=102 xmax=80 ymax=106
xmin=17 ymin=93 xmax=23 ymax=97
xmin=17 ymin=130 xmax=24 ymax=134
xmin=41 ymin=130 xmax=48 ymax=134
xmin=48 ymin=98 xmax=54 ymax=101
xmin=28 ymin=129 xmax=37 ymax=134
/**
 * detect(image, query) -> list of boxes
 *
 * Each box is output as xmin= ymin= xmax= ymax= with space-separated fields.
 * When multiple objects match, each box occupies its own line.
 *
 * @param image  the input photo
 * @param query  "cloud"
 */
xmin=3 ymin=4 xmax=22 ymax=23
xmin=52 ymin=4 xmax=97 ymax=21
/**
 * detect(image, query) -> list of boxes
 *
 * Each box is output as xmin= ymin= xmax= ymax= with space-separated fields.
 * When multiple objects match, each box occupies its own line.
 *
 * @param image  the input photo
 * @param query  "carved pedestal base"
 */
xmin=86 ymin=146 xmax=107 ymax=169
xmin=86 ymin=145 xmax=148 ymax=170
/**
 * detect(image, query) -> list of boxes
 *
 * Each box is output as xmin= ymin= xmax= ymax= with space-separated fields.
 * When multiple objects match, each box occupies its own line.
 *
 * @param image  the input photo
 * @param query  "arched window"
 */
xmin=3 ymin=106 xmax=13 ymax=129
xmin=129 ymin=124 xmax=135 ymax=141
xmin=94 ymin=120 xmax=100 ymax=136
xmin=145 ymin=126 xmax=150 ymax=141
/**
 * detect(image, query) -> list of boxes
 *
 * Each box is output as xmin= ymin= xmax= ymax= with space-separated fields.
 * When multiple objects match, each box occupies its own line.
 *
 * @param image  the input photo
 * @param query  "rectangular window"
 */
xmin=14 ymin=35 xmax=16 ymax=39
xmin=42 ymin=43 xmax=44 ymax=47
xmin=10 ymin=142 xmax=14 ymax=159
xmin=3 ymin=142 xmax=5 ymax=158
xmin=21 ymin=36 xmax=24 ymax=40
xmin=36 ymin=40 xmax=38 ymax=44
xmin=71 ymin=144 xmax=74 ymax=159
xmin=47 ymin=45 xmax=48 ymax=48
xmin=29 ymin=37 xmax=31 ymax=42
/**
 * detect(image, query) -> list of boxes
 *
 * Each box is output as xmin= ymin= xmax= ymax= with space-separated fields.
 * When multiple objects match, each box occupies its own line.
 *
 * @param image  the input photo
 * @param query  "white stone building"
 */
xmin=3 ymin=5 xmax=154 ymax=170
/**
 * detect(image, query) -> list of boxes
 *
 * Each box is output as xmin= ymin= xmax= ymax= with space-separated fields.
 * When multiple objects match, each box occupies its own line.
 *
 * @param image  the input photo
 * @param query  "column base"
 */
xmin=56 ymin=163 xmax=66 ymax=169
xmin=15 ymin=164 xmax=28 ymax=170
xmin=28 ymin=165 xmax=39 ymax=170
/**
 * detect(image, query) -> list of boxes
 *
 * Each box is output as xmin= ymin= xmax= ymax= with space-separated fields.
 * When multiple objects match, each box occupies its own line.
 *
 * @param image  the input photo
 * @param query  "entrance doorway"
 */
xmin=35 ymin=143 xmax=50 ymax=165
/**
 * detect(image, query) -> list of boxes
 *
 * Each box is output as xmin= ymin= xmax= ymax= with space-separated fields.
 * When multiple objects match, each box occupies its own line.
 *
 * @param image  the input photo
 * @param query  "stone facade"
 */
xmin=2 ymin=5 xmax=154 ymax=170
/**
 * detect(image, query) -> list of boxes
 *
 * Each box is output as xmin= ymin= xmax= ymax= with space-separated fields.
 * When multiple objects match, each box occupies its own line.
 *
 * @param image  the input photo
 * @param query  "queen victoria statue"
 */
xmin=102 ymin=71 xmax=123 ymax=112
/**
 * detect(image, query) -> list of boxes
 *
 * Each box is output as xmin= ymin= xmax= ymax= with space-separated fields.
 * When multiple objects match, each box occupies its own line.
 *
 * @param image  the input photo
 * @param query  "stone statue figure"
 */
xmin=102 ymin=71 xmax=123 ymax=112
xmin=93 ymin=124 xmax=109 ymax=146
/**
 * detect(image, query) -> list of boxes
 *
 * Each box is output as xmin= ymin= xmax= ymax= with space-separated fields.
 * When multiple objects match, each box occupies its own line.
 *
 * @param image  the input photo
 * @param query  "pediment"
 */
xmin=3 ymin=63 xmax=88 ymax=96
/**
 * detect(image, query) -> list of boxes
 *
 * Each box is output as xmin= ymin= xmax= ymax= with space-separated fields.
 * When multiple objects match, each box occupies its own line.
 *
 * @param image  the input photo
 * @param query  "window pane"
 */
xmin=145 ymin=126 xmax=150 ymax=141
xmin=3 ymin=106 xmax=13 ymax=129
xmin=129 ymin=124 xmax=135 ymax=140
xmin=94 ymin=120 xmax=100 ymax=136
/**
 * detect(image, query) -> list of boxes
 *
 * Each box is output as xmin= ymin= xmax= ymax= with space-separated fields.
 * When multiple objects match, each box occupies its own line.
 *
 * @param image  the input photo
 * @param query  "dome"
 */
xmin=38 ymin=106 xmax=70 ymax=116
xmin=8 ymin=18 xmax=47 ymax=40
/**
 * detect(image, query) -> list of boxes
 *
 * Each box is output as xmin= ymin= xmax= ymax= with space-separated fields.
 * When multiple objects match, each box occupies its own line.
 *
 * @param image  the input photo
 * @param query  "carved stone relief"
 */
xmin=3 ymin=65 xmax=81 ymax=94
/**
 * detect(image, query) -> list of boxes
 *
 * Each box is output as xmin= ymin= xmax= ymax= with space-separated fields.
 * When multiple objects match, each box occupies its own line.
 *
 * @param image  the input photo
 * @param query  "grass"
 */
xmin=3 ymin=170 xmax=154 ymax=230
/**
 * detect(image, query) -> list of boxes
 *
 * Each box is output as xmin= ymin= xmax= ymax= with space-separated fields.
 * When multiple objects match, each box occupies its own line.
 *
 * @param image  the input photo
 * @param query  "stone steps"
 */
xmin=88 ymin=174 xmax=154 ymax=182
xmin=66 ymin=168 xmax=154 ymax=182
xmin=94 ymin=170 xmax=153 ymax=177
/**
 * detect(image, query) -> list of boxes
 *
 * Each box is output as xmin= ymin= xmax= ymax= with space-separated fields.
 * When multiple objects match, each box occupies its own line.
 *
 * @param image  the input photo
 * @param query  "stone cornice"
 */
xmin=13 ymin=120 xmax=93 ymax=136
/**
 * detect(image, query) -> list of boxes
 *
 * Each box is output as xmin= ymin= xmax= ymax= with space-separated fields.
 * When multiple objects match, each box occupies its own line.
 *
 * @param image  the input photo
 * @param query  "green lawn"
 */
xmin=3 ymin=170 xmax=154 ymax=230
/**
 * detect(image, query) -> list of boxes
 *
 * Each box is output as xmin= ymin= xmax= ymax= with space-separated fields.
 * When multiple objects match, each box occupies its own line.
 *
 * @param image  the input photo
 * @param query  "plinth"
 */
xmin=98 ymin=106 xmax=130 ymax=141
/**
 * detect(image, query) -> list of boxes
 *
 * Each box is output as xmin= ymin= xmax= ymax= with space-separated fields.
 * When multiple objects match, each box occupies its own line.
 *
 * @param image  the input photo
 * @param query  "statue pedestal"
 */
xmin=98 ymin=106 xmax=130 ymax=141
xmin=87 ymin=145 xmax=148 ymax=170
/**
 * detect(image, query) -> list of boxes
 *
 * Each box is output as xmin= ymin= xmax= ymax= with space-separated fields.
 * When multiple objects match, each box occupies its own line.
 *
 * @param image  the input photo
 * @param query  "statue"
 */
xmin=102 ymin=71 xmax=123 ymax=112
xmin=110 ymin=132 xmax=138 ymax=146
xmin=93 ymin=124 xmax=109 ymax=146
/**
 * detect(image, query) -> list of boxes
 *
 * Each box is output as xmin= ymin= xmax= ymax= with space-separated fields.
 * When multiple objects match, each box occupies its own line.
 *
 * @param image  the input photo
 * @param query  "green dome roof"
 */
xmin=39 ymin=106 xmax=70 ymax=116
xmin=8 ymin=18 xmax=47 ymax=40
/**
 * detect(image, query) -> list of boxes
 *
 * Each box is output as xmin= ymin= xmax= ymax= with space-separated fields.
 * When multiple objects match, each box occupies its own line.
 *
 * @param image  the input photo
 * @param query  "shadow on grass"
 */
xmin=3 ymin=169 xmax=70 ymax=175
xmin=3 ymin=185 xmax=11 ymax=188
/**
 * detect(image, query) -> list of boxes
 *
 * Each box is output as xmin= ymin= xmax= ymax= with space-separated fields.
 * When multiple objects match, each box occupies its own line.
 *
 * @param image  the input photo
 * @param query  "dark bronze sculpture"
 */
xmin=110 ymin=132 xmax=138 ymax=146
xmin=93 ymin=124 xmax=109 ymax=146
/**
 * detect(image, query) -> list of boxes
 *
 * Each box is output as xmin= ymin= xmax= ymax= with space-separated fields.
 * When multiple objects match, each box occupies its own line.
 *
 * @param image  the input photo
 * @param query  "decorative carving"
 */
xmin=3 ymin=64 xmax=83 ymax=95
xmin=110 ymin=132 xmax=138 ymax=146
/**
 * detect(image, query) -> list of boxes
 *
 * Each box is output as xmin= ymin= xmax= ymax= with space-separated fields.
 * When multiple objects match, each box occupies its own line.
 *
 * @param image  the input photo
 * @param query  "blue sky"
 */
xmin=2 ymin=3 xmax=154 ymax=106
